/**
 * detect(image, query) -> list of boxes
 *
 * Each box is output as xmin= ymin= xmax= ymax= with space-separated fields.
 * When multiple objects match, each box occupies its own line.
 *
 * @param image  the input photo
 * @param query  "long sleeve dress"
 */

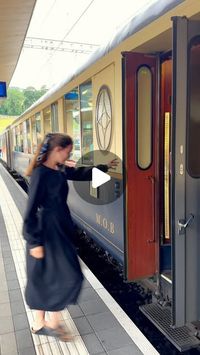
xmin=23 ymin=163 xmax=108 ymax=311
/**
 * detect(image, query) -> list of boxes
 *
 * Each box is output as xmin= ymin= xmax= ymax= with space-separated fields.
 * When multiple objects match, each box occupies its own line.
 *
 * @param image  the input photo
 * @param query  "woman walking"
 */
xmin=23 ymin=133 xmax=117 ymax=341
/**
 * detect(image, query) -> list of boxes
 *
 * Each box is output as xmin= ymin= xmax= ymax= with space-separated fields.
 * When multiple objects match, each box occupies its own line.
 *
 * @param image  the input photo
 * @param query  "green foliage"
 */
xmin=0 ymin=88 xmax=24 ymax=116
xmin=23 ymin=86 xmax=48 ymax=110
xmin=0 ymin=86 xmax=48 ymax=116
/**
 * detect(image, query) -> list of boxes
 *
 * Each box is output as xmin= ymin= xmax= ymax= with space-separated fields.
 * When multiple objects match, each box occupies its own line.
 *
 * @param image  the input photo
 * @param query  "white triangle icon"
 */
xmin=92 ymin=168 xmax=111 ymax=188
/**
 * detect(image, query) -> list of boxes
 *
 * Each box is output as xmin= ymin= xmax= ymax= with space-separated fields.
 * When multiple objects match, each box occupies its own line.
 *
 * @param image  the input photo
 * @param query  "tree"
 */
xmin=0 ymin=86 xmax=48 ymax=116
xmin=23 ymin=86 xmax=48 ymax=111
xmin=0 ymin=88 xmax=24 ymax=115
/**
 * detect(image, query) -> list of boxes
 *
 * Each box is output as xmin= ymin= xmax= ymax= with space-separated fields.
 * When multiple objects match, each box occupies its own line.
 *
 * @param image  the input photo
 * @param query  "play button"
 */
xmin=92 ymin=167 xmax=111 ymax=188
xmin=71 ymin=150 xmax=125 ymax=205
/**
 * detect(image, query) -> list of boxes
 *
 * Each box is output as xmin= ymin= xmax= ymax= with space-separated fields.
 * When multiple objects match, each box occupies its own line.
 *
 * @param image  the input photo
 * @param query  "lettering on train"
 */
xmin=96 ymin=213 xmax=115 ymax=234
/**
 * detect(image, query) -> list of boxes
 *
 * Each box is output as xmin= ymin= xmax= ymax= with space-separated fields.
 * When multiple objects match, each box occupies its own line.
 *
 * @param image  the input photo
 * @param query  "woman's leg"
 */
xmin=33 ymin=310 xmax=45 ymax=330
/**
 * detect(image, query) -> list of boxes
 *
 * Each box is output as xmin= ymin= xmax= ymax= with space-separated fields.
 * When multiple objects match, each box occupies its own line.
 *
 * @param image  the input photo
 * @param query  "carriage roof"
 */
xmin=12 ymin=0 xmax=184 ymax=123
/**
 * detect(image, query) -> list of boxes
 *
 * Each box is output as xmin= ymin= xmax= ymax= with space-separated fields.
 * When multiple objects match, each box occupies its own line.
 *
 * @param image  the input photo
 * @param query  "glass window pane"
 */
xmin=22 ymin=121 xmax=28 ymax=153
xmin=64 ymin=88 xmax=81 ymax=161
xmin=51 ymin=103 xmax=59 ymax=132
xmin=31 ymin=116 xmax=37 ymax=153
xmin=35 ymin=112 xmax=42 ymax=145
xmin=187 ymin=38 xmax=200 ymax=177
xmin=19 ymin=123 xmax=23 ymax=152
xmin=15 ymin=126 xmax=20 ymax=151
xmin=26 ymin=119 xmax=31 ymax=153
xmin=12 ymin=128 xmax=17 ymax=151
xmin=80 ymin=82 xmax=93 ymax=164
xmin=137 ymin=66 xmax=152 ymax=169
xmin=43 ymin=106 xmax=51 ymax=134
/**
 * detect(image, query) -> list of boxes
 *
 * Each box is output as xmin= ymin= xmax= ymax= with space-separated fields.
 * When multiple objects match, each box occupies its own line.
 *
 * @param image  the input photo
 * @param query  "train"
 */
xmin=1 ymin=0 xmax=200 ymax=351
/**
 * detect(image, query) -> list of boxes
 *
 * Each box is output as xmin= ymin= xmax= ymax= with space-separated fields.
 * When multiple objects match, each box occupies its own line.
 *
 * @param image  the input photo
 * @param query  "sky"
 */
xmin=10 ymin=0 xmax=157 ymax=90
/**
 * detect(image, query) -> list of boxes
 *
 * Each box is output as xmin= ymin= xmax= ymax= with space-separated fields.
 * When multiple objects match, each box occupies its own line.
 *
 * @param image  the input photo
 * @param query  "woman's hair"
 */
xmin=25 ymin=133 xmax=73 ymax=176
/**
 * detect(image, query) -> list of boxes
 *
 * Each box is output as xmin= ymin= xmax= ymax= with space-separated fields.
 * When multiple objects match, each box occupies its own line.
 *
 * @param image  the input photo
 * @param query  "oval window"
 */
xmin=137 ymin=66 xmax=152 ymax=169
xmin=96 ymin=86 xmax=112 ymax=150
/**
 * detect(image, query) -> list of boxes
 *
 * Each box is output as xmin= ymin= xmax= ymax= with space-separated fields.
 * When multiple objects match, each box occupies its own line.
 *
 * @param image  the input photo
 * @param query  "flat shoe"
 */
xmin=31 ymin=326 xmax=57 ymax=337
xmin=31 ymin=326 xmax=59 ymax=337
xmin=31 ymin=325 xmax=73 ymax=342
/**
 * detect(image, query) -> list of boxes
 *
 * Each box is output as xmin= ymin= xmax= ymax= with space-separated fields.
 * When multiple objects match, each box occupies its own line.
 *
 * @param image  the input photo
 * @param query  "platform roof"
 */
xmin=0 ymin=0 xmax=36 ymax=86
xmin=19 ymin=0 xmax=185 ymax=116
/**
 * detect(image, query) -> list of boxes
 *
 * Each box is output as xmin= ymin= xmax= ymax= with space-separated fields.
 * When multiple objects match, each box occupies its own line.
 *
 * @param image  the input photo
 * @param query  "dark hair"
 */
xmin=25 ymin=133 xmax=73 ymax=176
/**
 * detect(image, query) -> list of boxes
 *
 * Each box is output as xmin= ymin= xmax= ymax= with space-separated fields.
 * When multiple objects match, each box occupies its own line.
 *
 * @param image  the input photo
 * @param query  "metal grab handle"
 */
xmin=178 ymin=214 xmax=194 ymax=235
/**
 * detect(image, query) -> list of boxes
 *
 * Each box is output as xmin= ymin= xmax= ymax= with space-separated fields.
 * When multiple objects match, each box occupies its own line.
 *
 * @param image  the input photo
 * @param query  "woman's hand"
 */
xmin=65 ymin=160 xmax=76 ymax=167
xmin=29 ymin=246 xmax=44 ymax=259
xmin=107 ymin=158 xmax=119 ymax=169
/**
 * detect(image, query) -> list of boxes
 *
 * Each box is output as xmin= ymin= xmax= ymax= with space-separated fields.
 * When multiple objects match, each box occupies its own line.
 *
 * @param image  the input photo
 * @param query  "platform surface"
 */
xmin=0 ymin=163 xmax=159 ymax=355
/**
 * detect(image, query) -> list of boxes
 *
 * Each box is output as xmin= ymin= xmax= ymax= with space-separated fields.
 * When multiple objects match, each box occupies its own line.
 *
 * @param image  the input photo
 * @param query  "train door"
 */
xmin=122 ymin=52 xmax=159 ymax=280
xmin=159 ymin=57 xmax=173 ymax=282
xmin=172 ymin=17 xmax=200 ymax=326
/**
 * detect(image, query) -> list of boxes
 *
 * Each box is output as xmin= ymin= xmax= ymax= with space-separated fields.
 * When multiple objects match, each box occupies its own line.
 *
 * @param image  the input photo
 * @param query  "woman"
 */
xmin=23 ymin=132 xmax=117 ymax=341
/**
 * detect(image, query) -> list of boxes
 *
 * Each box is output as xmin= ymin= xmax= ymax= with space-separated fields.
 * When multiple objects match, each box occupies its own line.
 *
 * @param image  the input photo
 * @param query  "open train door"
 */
xmin=172 ymin=17 xmax=200 ymax=327
xmin=122 ymin=52 xmax=158 ymax=281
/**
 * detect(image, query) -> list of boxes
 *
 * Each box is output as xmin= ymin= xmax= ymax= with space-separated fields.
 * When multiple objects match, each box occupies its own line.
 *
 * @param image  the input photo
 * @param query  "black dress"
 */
xmin=23 ymin=163 xmax=108 ymax=311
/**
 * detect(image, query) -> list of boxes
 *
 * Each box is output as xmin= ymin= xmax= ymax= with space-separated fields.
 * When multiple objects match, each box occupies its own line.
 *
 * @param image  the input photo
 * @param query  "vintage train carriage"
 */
xmin=0 ymin=126 xmax=13 ymax=167
xmin=1 ymin=0 xmax=200 ymax=350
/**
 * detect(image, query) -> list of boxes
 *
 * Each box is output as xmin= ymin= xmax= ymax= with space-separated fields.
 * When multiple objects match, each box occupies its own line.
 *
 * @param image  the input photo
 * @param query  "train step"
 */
xmin=140 ymin=303 xmax=200 ymax=352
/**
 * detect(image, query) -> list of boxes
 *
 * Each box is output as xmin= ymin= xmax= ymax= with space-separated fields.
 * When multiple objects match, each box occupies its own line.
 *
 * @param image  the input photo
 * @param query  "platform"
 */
xmin=0 ymin=163 xmax=159 ymax=355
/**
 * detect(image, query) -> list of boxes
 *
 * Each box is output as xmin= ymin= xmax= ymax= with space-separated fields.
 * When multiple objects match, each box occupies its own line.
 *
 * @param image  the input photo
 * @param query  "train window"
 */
xmin=44 ymin=106 xmax=51 ymax=134
xmin=26 ymin=119 xmax=31 ymax=153
xmin=22 ymin=121 xmax=28 ymax=154
xmin=31 ymin=116 xmax=37 ymax=153
xmin=80 ymin=82 xmax=93 ymax=165
xmin=187 ymin=38 xmax=200 ymax=177
xmin=96 ymin=85 xmax=112 ymax=151
xmin=12 ymin=128 xmax=17 ymax=151
xmin=51 ymin=103 xmax=59 ymax=132
xmin=15 ymin=126 xmax=20 ymax=151
xmin=64 ymin=88 xmax=81 ymax=161
xmin=19 ymin=123 xmax=23 ymax=152
xmin=35 ymin=113 xmax=42 ymax=145
xmin=136 ymin=66 xmax=152 ymax=169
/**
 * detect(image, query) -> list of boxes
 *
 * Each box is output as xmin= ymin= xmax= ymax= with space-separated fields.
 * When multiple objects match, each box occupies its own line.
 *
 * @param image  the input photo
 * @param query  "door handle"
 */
xmin=178 ymin=214 xmax=194 ymax=235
